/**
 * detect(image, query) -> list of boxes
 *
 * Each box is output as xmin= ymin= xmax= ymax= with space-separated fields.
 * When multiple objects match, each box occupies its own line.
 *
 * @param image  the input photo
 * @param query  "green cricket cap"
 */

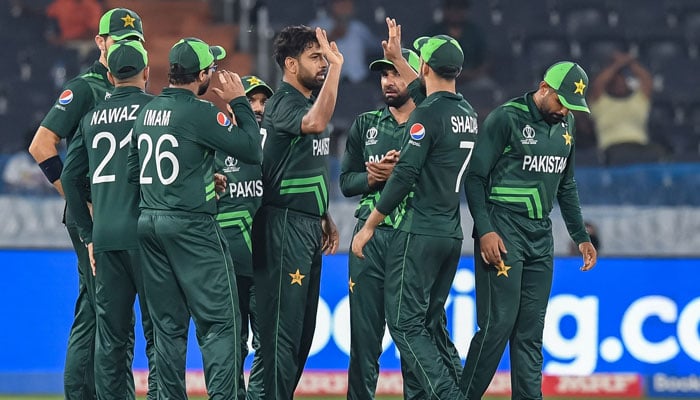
xmin=107 ymin=40 xmax=148 ymax=80
xmin=98 ymin=8 xmax=144 ymax=41
xmin=169 ymin=37 xmax=227 ymax=74
xmin=242 ymin=75 xmax=274 ymax=98
xmin=369 ymin=48 xmax=421 ymax=73
xmin=413 ymin=34 xmax=464 ymax=71
xmin=543 ymin=61 xmax=590 ymax=113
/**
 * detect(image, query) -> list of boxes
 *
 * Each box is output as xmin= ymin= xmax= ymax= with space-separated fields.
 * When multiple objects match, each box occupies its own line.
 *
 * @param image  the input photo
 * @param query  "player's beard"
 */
xmin=254 ymin=112 xmax=263 ymax=124
xmin=299 ymin=64 xmax=325 ymax=91
xmin=418 ymin=70 xmax=426 ymax=91
xmin=384 ymin=90 xmax=410 ymax=108
xmin=197 ymin=77 xmax=210 ymax=96
xmin=543 ymin=112 xmax=565 ymax=125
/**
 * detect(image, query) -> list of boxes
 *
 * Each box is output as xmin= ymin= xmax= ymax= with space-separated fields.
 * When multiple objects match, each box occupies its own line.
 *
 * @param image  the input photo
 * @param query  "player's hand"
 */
xmin=578 ymin=241 xmax=597 ymax=271
xmin=380 ymin=149 xmax=400 ymax=163
xmin=365 ymin=161 xmax=396 ymax=182
xmin=382 ymin=17 xmax=403 ymax=63
xmin=479 ymin=231 xmax=507 ymax=266
xmin=316 ymin=27 xmax=344 ymax=66
xmin=87 ymin=242 xmax=96 ymax=276
xmin=213 ymin=70 xmax=246 ymax=103
xmin=321 ymin=213 xmax=340 ymax=255
xmin=351 ymin=226 xmax=375 ymax=259
xmin=214 ymin=173 xmax=227 ymax=194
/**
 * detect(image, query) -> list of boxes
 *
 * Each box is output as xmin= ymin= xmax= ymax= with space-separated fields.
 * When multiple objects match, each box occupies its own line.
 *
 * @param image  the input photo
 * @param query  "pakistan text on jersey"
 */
xmin=90 ymin=105 xmax=141 ymax=125
xmin=142 ymin=109 xmax=171 ymax=126
xmin=229 ymin=180 xmax=263 ymax=198
xmin=522 ymin=155 xmax=568 ymax=174
xmin=451 ymin=115 xmax=478 ymax=134
xmin=313 ymin=138 xmax=330 ymax=156
xmin=368 ymin=153 xmax=384 ymax=163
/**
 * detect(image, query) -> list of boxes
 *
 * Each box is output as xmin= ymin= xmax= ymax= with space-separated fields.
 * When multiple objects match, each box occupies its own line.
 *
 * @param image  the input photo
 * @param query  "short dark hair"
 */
xmin=273 ymin=25 xmax=319 ymax=70
xmin=433 ymin=65 xmax=462 ymax=80
xmin=168 ymin=63 xmax=201 ymax=85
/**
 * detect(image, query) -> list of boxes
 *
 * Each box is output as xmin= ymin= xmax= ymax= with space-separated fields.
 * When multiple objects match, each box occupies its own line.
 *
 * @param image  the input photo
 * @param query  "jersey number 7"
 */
xmin=455 ymin=140 xmax=475 ymax=193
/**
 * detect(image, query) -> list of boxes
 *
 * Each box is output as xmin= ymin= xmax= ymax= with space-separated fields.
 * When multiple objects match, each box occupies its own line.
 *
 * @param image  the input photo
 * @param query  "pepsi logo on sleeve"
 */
xmin=58 ymin=90 xmax=74 ymax=105
xmin=409 ymin=123 xmax=425 ymax=140
xmin=217 ymin=112 xmax=231 ymax=127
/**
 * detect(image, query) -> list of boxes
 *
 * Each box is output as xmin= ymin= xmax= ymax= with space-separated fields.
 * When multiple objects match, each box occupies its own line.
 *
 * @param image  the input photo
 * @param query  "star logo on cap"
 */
xmin=562 ymin=131 xmax=573 ymax=146
xmin=246 ymin=76 xmax=263 ymax=86
xmin=121 ymin=14 xmax=136 ymax=28
xmin=574 ymin=79 xmax=586 ymax=95
xmin=289 ymin=269 xmax=305 ymax=286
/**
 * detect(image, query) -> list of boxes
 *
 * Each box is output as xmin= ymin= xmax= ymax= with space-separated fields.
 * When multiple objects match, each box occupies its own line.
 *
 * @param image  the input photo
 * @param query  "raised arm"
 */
xmin=589 ymin=51 xmax=633 ymax=102
xmin=301 ymin=27 xmax=344 ymax=135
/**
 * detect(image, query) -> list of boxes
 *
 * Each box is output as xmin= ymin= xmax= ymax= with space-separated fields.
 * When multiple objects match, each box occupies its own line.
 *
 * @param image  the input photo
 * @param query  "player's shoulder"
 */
xmin=355 ymin=109 xmax=383 ymax=124
xmin=498 ymin=96 xmax=530 ymax=116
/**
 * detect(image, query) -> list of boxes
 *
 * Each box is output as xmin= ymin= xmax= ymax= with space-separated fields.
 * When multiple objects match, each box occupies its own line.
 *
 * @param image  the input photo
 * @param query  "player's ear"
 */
xmin=95 ymin=35 xmax=106 ymax=54
xmin=285 ymin=56 xmax=297 ymax=74
xmin=143 ymin=66 xmax=150 ymax=83
xmin=106 ymin=71 xmax=115 ymax=86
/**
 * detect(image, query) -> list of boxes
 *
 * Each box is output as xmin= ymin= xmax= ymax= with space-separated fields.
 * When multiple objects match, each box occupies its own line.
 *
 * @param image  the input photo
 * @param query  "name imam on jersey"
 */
xmin=90 ymin=105 xmax=141 ymax=125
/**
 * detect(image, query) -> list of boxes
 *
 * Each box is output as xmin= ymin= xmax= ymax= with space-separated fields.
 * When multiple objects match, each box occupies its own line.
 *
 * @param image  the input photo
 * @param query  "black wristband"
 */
xmin=38 ymin=155 xmax=63 ymax=183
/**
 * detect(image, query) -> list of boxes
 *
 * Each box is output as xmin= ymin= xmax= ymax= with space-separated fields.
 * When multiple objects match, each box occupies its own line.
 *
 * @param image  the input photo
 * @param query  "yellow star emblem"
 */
xmin=289 ymin=269 xmax=305 ymax=286
xmin=562 ymin=131 xmax=572 ymax=146
xmin=349 ymin=278 xmax=356 ymax=293
xmin=496 ymin=261 xmax=511 ymax=278
xmin=246 ymin=76 xmax=263 ymax=86
xmin=574 ymin=79 xmax=586 ymax=95
xmin=121 ymin=14 xmax=136 ymax=28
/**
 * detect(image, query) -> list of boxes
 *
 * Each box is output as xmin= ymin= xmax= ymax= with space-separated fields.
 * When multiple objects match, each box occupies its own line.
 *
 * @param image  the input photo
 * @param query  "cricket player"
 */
xmin=215 ymin=75 xmax=273 ymax=399
xmin=27 ymin=8 xmax=144 ymax=399
xmin=352 ymin=25 xmax=478 ymax=398
xmin=249 ymin=25 xmax=342 ymax=399
xmin=61 ymin=40 xmax=156 ymax=400
xmin=340 ymin=48 xmax=426 ymax=400
xmin=460 ymin=61 xmax=597 ymax=399
xmin=128 ymin=37 xmax=262 ymax=400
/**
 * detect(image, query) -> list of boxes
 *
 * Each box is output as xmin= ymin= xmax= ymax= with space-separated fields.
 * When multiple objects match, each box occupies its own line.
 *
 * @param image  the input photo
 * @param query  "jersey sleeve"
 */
xmin=271 ymin=93 xmax=309 ymax=137
xmin=339 ymin=116 xmax=371 ymax=197
xmin=464 ymin=107 xmax=512 ymax=237
xmin=557 ymin=117 xmax=590 ymax=244
xmin=40 ymin=79 xmax=94 ymax=139
xmin=407 ymin=78 xmax=426 ymax=105
xmin=61 ymin=120 xmax=93 ymax=244
xmin=375 ymin=108 xmax=433 ymax=215
xmin=193 ymin=97 xmax=262 ymax=165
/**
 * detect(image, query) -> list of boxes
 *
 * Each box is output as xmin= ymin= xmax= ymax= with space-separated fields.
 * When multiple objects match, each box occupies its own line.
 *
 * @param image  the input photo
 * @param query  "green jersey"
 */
xmin=215 ymin=150 xmax=263 ymax=260
xmin=63 ymin=86 xmax=153 ymax=252
xmin=377 ymin=91 xmax=478 ymax=239
xmin=464 ymin=92 xmax=589 ymax=243
xmin=128 ymin=88 xmax=262 ymax=214
xmin=41 ymin=61 xmax=113 ymax=147
xmin=339 ymin=107 xmax=407 ymax=227
xmin=260 ymin=82 xmax=331 ymax=216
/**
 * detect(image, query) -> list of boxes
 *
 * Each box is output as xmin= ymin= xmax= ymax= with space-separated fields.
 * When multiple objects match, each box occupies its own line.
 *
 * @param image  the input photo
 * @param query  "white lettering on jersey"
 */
xmin=313 ymin=138 xmax=330 ymax=156
xmin=228 ymin=180 xmax=264 ymax=198
xmin=522 ymin=155 xmax=568 ymax=173
xmin=90 ymin=105 xmax=141 ymax=126
xmin=368 ymin=154 xmax=385 ymax=163
xmin=143 ymin=110 xmax=171 ymax=127
xmin=451 ymin=115 xmax=478 ymax=134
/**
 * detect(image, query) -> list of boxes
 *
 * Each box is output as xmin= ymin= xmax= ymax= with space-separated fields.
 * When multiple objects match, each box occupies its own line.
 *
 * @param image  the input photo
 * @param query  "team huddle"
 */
xmin=28 ymin=6 xmax=598 ymax=400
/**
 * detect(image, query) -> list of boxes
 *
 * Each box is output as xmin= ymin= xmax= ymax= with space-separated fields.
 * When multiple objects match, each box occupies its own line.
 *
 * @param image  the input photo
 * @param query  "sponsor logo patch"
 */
xmin=409 ymin=123 xmax=425 ymax=141
xmin=217 ymin=112 xmax=231 ymax=127
xmin=58 ymin=90 xmax=73 ymax=105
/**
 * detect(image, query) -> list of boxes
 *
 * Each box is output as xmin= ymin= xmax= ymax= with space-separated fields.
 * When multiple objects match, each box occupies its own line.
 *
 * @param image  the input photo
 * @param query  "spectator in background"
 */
xmin=426 ymin=0 xmax=490 ymax=86
xmin=589 ymin=51 xmax=666 ymax=165
xmin=46 ymin=0 xmax=104 ymax=62
xmin=310 ymin=0 xmax=378 ymax=83
xmin=46 ymin=0 xmax=103 ymax=42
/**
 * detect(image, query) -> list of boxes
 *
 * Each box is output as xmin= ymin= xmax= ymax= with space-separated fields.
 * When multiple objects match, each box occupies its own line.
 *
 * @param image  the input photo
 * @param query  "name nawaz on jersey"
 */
xmin=522 ymin=155 xmax=568 ymax=173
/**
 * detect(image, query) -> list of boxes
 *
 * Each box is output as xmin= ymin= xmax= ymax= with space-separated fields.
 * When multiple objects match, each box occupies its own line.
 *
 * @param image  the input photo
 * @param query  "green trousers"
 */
xmin=384 ymin=231 xmax=463 ymax=399
xmin=64 ymin=225 xmax=98 ymax=400
xmin=93 ymin=249 xmax=156 ymax=399
xmin=347 ymin=222 xmax=424 ymax=400
xmin=251 ymin=206 xmax=322 ymax=400
xmin=460 ymin=208 xmax=554 ymax=400
xmin=138 ymin=210 xmax=241 ymax=400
